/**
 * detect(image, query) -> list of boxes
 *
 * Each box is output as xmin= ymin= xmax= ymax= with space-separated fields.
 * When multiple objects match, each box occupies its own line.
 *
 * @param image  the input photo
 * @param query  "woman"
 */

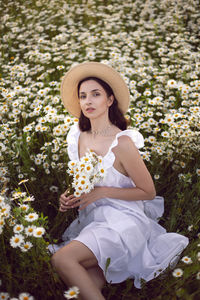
xmin=50 ymin=62 xmax=188 ymax=300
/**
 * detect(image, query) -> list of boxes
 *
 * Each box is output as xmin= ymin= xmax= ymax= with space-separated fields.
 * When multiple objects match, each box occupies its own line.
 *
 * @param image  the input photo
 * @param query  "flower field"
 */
xmin=0 ymin=0 xmax=200 ymax=299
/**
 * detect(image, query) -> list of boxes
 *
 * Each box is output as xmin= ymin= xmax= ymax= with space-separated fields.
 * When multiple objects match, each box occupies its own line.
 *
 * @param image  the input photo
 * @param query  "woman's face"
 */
xmin=78 ymin=80 xmax=113 ymax=119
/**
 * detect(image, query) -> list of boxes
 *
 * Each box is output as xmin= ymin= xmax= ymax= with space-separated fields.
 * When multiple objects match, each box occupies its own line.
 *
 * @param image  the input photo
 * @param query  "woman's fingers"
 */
xmin=59 ymin=193 xmax=74 ymax=211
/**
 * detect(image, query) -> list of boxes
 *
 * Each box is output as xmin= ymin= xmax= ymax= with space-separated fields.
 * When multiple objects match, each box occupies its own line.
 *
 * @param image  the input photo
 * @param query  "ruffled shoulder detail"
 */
xmin=67 ymin=123 xmax=80 ymax=160
xmin=103 ymin=129 xmax=144 ymax=169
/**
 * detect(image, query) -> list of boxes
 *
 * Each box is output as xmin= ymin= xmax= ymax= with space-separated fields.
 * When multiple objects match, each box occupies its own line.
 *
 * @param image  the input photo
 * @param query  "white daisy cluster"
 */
xmin=0 ymin=0 xmax=199 ymax=189
xmin=67 ymin=150 xmax=106 ymax=197
xmin=0 ymin=194 xmax=11 ymax=235
xmin=0 ymin=190 xmax=46 ymax=252
xmin=172 ymin=247 xmax=200 ymax=280
xmin=0 ymin=292 xmax=34 ymax=300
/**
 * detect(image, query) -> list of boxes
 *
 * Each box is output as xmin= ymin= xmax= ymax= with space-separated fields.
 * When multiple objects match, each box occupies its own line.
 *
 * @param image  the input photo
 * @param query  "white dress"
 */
xmin=49 ymin=124 xmax=189 ymax=289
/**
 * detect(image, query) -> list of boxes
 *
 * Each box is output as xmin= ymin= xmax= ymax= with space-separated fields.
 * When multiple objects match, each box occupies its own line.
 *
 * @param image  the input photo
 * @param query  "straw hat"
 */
xmin=60 ymin=61 xmax=130 ymax=118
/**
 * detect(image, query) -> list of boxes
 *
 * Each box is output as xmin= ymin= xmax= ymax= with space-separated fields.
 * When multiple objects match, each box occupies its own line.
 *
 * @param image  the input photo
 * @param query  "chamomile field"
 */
xmin=0 ymin=0 xmax=200 ymax=299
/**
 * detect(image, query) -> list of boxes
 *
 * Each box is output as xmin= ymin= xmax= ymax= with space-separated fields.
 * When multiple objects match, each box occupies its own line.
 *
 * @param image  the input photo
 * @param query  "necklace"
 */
xmin=90 ymin=125 xmax=112 ymax=136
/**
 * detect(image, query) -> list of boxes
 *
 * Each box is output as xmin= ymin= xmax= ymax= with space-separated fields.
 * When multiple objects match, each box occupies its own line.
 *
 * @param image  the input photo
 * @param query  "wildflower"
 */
xmin=12 ymin=191 xmax=26 ymax=200
xmin=84 ymin=163 xmax=94 ymax=175
xmin=18 ymin=179 xmax=29 ymax=185
xmin=25 ymin=212 xmax=38 ymax=222
xmin=0 ymin=292 xmax=9 ymax=300
xmin=0 ymin=203 xmax=11 ymax=218
xmin=49 ymin=186 xmax=58 ymax=193
xmin=154 ymin=174 xmax=160 ymax=180
xmin=20 ymin=241 xmax=33 ymax=252
xmin=23 ymin=196 xmax=35 ymax=202
xmin=197 ymin=252 xmax=200 ymax=261
xmin=10 ymin=234 xmax=24 ymax=248
xmin=196 ymin=169 xmax=200 ymax=176
xmin=197 ymin=272 xmax=200 ymax=280
xmin=25 ymin=225 xmax=37 ymax=236
xmin=13 ymin=224 xmax=24 ymax=234
xmin=33 ymin=227 xmax=45 ymax=238
xmin=19 ymin=204 xmax=30 ymax=212
xmin=188 ymin=225 xmax=193 ymax=231
xmin=64 ymin=286 xmax=80 ymax=299
xmin=172 ymin=268 xmax=183 ymax=277
xmin=167 ymin=79 xmax=177 ymax=88
xmin=18 ymin=292 xmax=34 ymax=300
xmin=181 ymin=256 xmax=192 ymax=264
xmin=161 ymin=131 xmax=170 ymax=138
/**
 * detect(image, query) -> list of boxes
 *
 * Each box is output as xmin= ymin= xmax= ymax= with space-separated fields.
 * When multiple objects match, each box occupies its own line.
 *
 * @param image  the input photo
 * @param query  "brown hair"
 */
xmin=77 ymin=77 xmax=128 ymax=131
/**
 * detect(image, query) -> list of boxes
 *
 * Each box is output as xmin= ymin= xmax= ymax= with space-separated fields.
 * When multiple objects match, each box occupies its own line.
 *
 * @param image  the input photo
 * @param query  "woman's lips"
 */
xmin=86 ymin=108 xmax=95 ymax=113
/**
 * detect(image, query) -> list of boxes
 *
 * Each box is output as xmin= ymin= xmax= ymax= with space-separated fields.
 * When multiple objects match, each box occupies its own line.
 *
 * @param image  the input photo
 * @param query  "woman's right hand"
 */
xmin=59 ymin=189 xmax=75 ymax=212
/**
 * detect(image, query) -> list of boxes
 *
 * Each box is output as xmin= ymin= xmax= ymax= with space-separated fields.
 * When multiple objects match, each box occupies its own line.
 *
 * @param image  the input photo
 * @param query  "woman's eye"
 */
xmin=79 ymin=95 xmax=86 ymax=99
xmin=93 ymin=92 xmax=100 ymax=97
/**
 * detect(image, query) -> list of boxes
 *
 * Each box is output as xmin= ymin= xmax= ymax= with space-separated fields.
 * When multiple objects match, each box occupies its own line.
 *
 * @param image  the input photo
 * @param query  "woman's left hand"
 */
xmin=67 ymin=187 xmax=105 ymax=210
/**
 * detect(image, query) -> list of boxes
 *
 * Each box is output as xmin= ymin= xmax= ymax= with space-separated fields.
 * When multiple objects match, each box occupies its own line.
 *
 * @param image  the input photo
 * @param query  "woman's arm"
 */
xmin=109 ymin=135 xmax=156 ymax=200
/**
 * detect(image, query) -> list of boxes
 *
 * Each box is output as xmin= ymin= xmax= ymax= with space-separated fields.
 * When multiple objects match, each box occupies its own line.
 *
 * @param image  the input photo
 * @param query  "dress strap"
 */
xmin=67 ymin=123 xmax=80 ymax=160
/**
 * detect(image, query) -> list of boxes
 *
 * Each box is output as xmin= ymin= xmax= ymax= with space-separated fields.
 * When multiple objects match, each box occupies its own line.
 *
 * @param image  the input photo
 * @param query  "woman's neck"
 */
xmin=89 ymin=119 xmax=119 ymax=138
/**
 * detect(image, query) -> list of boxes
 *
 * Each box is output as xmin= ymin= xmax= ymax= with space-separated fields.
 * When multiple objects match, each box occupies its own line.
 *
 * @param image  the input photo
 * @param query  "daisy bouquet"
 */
xmin=67 ymin=150 xmax=106 ymax=197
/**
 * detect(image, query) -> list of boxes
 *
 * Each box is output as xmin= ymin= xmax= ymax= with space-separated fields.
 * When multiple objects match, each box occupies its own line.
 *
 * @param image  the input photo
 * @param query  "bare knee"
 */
xmin=51 ymin=245 xmax=81 ymax=273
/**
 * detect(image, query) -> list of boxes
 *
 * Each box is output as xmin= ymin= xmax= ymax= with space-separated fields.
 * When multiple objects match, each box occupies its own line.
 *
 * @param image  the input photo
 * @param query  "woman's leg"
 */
xmin=51 ymin=240 xmax=105 ymax=300
xmin=87 ymin=266 xmax=106 ymax=290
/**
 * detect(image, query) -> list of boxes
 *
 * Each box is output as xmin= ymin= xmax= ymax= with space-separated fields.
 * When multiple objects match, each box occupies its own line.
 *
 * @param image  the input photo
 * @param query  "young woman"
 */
xmin=50 ymin=62 xmax=188 ymax=300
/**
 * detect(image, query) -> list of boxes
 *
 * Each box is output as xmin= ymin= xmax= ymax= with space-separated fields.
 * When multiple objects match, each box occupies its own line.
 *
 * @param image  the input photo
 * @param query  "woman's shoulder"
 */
xmin=115 ymin=129 xmax=144 ymax=150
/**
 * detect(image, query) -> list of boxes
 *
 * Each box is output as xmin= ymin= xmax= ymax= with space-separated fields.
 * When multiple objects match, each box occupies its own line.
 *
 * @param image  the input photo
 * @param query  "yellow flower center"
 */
xmin=69 ymin=291 xmax=76 ymax=296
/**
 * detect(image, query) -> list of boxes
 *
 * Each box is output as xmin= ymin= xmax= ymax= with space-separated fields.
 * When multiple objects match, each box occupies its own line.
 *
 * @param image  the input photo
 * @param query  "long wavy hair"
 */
xmin=77 ymin=76 xmax=128 ymax=131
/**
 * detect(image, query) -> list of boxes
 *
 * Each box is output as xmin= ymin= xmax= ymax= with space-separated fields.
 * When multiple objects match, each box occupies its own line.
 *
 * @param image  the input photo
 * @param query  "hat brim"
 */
xmin=60 ymin=62 xmax=130 ymax=118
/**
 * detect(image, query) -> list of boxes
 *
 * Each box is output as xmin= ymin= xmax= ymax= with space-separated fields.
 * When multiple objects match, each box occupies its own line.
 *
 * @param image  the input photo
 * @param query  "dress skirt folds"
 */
xmin=49 ymin=124 xmax=189 ymax=288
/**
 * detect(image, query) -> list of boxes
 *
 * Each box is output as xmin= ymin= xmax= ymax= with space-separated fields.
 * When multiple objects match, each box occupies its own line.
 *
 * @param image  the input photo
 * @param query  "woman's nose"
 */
xmin=85 ymin=95 xmax=92 ymax=104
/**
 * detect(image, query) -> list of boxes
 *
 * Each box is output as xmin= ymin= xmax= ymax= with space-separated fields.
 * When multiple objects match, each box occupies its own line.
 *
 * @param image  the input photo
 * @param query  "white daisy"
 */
xmin=197 ymin=252 xmax=200 ymax=261
xmin=33 ymin=227 xmax=45 ymax=238
xmin=74 ymin=190 xmax=81 ymax=197
xmin=25 ymin=225 xmax=37 ymax=236
xmin=25 ymin=212 xmax=39 ymax=222
xmin=10 ymin=234 xmax=24 ymax=248
xmin=181 ymin=256 xmax=192 ymax=264
xmin=13 ymin=224 xmax=24 ymax=234
xmin=172 ymin=268 xmax=183 ymax=277
xmin=23 ymin=196 xmax=35 ymax=202
xmin=18 ymin=292 xmax=34 ymax=300
xmin=167 ymin=79 xmax=177 ymax=88
xmin=19 ymin=204 xmax=30 ymax=213
xmin=84 ymin=163 xmax=94 ymax=175
xmin=161 ymin=131 xmax=170 ymax=138
xmin=20 ymin=241 xmax=33 ymax=252
xmin=64 ymin=286 xmax=80 ymax=299
xmin=197 ymin=272 xmax=200 ymax=280
xmin=0 ymin=203 xmax=11 ymax=218
xmin=0 ymin=292 xmax=10 ymax=300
